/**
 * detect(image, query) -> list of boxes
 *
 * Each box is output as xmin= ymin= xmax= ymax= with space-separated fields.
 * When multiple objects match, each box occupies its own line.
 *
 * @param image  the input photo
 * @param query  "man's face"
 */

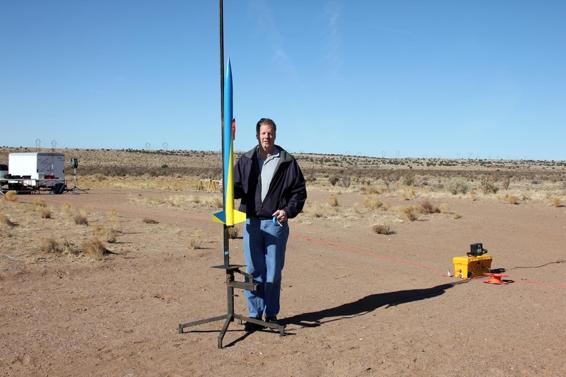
xmin=257 ymin=123 xmax=276 ymax=153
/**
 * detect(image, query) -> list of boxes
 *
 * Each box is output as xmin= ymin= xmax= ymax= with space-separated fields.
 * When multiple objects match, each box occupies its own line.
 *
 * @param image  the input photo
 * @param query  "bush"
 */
xmin=419 ymin=199 xmax=440 ymax=214
xmin=446 ymin=179 xmax=469 ymax=195
xmin=400 ymin=206 xmax=420 ymax=221
xmin=363 ymin=197 xmax=383 ymax=210
xmin=502 ymin=194 xmax=520 ymax=205
xmin=73 ymin=210 xmax=89 ymax=225
xmin=82 ymin=238 xmax=109 ymax=260
xmin=328 ymin=194 xmax=339 ymax=207
xmin=0 ymin=213 xmax=17 ymax=228
xmin=228 ymin=226 xmax=239 ymax=239
xmin=372 ymin=224 xmax=393 ymax=235
xmin=4 ymin=191 xmax=18 ymax=202
xmin=339 ymin=176 xmax=351 ymax=188
xmin=480 ymin=178 xmax=499 ymax=194
xmin=550 ymin=197 xmax=564 ymax=208
xmin=40 ymin=238 xmax=60 ymax=253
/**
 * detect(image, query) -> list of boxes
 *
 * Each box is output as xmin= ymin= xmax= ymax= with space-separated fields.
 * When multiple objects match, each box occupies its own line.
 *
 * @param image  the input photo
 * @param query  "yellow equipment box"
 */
xmin=453 ymin=254 xmax=492 ymax=279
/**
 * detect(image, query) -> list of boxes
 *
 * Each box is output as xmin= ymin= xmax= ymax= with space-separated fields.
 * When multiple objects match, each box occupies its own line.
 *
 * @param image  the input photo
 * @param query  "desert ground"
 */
xmin=1 ymin=148 xmax=566 ymax=377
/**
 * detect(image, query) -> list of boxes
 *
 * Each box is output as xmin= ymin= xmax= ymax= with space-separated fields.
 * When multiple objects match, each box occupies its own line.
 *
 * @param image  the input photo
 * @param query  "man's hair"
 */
xmin=256 ymin=118 xmax=277 ymax=134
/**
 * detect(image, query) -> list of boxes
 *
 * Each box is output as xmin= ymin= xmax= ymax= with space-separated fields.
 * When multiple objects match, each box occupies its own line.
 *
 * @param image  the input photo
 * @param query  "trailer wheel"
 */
xmin=52 ymin=183 xmax=65 ymax=195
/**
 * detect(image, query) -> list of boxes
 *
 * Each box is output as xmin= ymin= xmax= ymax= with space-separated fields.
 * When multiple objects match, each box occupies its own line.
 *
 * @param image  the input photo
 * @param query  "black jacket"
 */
xmin=234 ymin=145 xmax=307 ymax=219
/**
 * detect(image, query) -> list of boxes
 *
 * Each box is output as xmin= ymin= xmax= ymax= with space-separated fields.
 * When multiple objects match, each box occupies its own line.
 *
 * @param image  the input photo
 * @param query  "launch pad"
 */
xmin=177 ymin=226 xmax=285 ymax=349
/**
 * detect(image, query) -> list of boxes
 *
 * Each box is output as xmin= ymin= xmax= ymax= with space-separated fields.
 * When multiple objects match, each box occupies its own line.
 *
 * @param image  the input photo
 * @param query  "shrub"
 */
xmin=213 ymin=196 xmax=223 ymax=208
xmin=0 ymin=213 xmax=17 ymax=228
xmin=502 ymin=194 xmax=520 ymax=205
xmin=419 ymin=199 xmax=440 ymax=214
xmin=339 ymin=176 xmax=351 ymax=188
xmin=62 ymin=203 xmax=73 ymax=215
xmin=82 ymin=238 xmax=109 ymax=260
xmin=361 ymin=186 xmax=383 ymax=195
xmin=446 ymin=179 xmax=469 ymax=195
xmin=480 ymin=178 xmax=499 ymax=194
xmin=402 ymin=175 xmax=415 ymax=186
xmin=73 ymin=210 xmax=88 ymax=225
xmin=550 ymin=196 xmax=564 ymax=208
xmin=227 ymin=226 xmax=239 ymax=239
xmin=328 ymin=194 xmax=339 ymax=207
xmin=328 ymin=176 xmax=339 ymax=186
xmin=4 ymin=191 xmax=18 ymax=202
xmin=40 ymin=238 xmax=60 ymax=253
xmin=39 ymin=207 xmax=52 ymax=219
xmin=400 ymin=205 xmax=420 ymax=222
xmin=363 ymin=197 xmax=383 ymax=211
xmin=372 ymin=224 xmax=393 ymax=235
xmin=189 ymin=229 xmax=206 ymax=249
xmin=93 ymin=225 xmax=118 ymax=243
xmin=32 ymin=198 xmax=46 ymax=208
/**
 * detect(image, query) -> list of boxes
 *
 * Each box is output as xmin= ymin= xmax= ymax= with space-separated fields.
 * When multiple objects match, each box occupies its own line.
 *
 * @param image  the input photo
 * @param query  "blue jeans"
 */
xmin=243 ymin=218 xmax=289 ymax=318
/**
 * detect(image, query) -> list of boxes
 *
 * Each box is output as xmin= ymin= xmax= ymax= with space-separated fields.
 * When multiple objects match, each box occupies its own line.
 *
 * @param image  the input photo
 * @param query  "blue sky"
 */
xmin=1 ymin=0 xmax=565 ymax=160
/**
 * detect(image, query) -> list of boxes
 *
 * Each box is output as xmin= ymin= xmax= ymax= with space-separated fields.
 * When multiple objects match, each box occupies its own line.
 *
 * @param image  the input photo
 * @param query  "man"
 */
xmin=234 ymin=118 xmax=307 ymax=331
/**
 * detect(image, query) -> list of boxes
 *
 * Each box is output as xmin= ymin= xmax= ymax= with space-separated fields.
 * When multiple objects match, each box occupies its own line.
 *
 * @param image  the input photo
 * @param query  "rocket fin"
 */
xmin=232 ymin=209 xmax=246 ymax=225
xmin=212 ymin=211 xmax=226 ymax=224
xmin=212 ymin=209 xmax=246 ymax=225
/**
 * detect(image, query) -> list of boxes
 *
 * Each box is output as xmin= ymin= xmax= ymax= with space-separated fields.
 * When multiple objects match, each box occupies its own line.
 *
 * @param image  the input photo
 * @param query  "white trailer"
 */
xmin=7 ymin=153 xmax=66 ymax=194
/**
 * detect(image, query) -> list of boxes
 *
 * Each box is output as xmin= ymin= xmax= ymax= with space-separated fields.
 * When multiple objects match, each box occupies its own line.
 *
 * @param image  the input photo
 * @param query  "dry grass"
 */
xmin=469 ymin=191 xmax=478 ymax=201
xmin=480 ymin=178 xmax=499 ymax=194
xmin=82 ymin=238 xmax=109 ymax=260
xmin=446 ymin=179 xmax=469 ymax=195
xmin=189 ymin=229 xmax=206 ymax=249
xmin=82 ymin=175 xmax=202 ymax=192
xmin=438 ymin=203 xmax=450 ymax=213
xmin=399 ymin=205 xmax=420 ymax=222
xmin=502 ymin=194 xmax=520 ymax=205
xmin=549 ymin=196 xmax=564 ymax=207
xmin=227 ymin=226 xmax=239 ymax=239
xmin=363 ymin=197 xmax=383 ymax=211
xmin=435 ymin=203 xmax=462 ymax=219
xmin=39 ymin=207 xmax=52 ymax=219
xmin=372 ymin=224 xmax=394 ymax=235
xmin=400 ymin=186 xmax=416 ymax=200
xmin=4 ymin=191 xmax=18 ymax=202
xmin=93 ymin=225 xmax=118 ymax=243
xmin=213 ymin=196 xmax=223 ymax=208
xmin=107 ymin=209 xmax=120 ymax=229
xmin=61 ymin=203 xmax=73 ymax=216
xmin=328 ymin=194 xmax=339 ymax=207
xmin=307 ymin=203 xmax=324 ymax=218
xmin=360 ymin=185 xmax=384 ymax=195
xmin=61 ymin=239 xmax=80 ymax=256
xmin=40 ymin=238 xmax=61 ymax=253
xmin=0 ymin=213 xmax=17 ymax=228
xmin=32 ymin=198 xmax=46 ymax=208
xmin=31 ymin=198 xmax=52 ymax=218
xmin=130 ymin=193 xmax=221 ymax=210
xmin=419 ymin=199 xmax=440 ymax=214
xmin=73 ymin=209 xmax=89 ymax=225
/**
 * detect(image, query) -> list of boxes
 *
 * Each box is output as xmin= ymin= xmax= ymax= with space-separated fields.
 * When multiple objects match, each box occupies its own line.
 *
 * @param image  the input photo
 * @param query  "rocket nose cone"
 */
xmin=226 ymin=59 xmax=232 ymax=77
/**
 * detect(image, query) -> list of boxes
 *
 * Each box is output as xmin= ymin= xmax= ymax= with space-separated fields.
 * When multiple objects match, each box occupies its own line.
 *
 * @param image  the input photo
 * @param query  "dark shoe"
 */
xmin=265 ymin=316 xmax=279 ymax=325
xmin=244 ymin=316 xmax=264 ymax=332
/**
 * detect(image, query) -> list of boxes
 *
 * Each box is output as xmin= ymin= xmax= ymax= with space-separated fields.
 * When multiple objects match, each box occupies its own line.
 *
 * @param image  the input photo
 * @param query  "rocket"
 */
xmin=213 ymin=60 xmax=246 ymax=226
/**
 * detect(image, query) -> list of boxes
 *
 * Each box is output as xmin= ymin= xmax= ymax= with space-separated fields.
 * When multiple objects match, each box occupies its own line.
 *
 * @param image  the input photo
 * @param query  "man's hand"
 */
xmin=272 ymin=209 xmax=287 ymax=224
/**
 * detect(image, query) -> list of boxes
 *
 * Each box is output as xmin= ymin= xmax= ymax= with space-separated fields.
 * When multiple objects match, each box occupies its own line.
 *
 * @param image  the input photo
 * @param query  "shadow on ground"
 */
xmin=282 ymin=281 xmax=465 ymax=328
